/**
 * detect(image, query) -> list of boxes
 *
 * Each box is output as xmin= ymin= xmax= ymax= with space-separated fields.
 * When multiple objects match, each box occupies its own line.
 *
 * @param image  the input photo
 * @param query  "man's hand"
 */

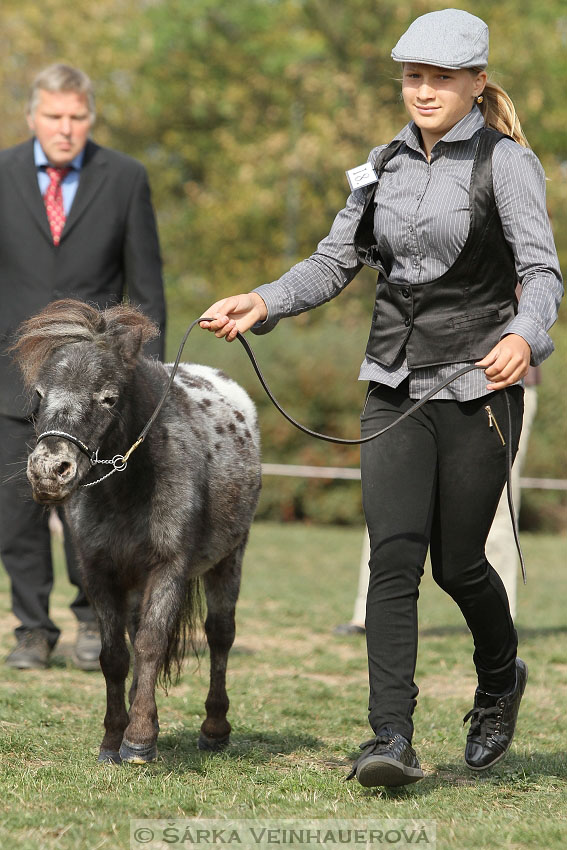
xmin=475 ymin=334 xmax=531 ymax=391
xmin=199 ymin=293 xmax=268 ymax=342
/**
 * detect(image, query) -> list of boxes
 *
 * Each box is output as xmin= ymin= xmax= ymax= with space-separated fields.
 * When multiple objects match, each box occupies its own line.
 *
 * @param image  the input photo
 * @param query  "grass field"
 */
xmin=0 ymin=522 xmax=566 ymax=850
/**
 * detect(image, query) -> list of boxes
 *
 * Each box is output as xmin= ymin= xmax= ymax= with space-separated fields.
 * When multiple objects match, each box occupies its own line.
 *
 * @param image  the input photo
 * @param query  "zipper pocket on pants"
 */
xmin=484 ymin=404 xmax=506 ymax=446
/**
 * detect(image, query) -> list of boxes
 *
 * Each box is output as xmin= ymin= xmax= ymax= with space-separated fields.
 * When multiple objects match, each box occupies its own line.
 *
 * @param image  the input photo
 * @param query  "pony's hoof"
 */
xmin=98 ymin=749 xmax=122 ymax=765
xmin=119 ymin=739 xmax=158 ymax=764
xmin=198 ymin=731 xmax=230 ymax=751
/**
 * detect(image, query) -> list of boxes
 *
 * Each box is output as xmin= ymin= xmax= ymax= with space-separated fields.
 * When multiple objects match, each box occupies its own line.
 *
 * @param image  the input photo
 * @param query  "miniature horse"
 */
xmin=13 ymin=299 xmax=261 ymax=764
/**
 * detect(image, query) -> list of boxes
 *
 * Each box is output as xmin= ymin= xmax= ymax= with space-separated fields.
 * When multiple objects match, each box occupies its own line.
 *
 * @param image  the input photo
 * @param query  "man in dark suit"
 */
xmin=0 ymin=63 xmax=166 ymax=670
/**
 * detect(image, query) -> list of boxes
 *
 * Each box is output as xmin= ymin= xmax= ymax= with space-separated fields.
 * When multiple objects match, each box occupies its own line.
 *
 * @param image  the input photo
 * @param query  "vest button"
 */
xmin=404 ymin=317 xmax=411 ymax=327
xmin=402 ymin=288 xmax=410 ymax=298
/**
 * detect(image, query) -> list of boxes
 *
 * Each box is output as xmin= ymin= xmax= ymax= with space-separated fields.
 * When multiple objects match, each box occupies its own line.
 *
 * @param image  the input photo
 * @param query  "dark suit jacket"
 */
xmin=0 ymin=137 xmax=166 ymax=417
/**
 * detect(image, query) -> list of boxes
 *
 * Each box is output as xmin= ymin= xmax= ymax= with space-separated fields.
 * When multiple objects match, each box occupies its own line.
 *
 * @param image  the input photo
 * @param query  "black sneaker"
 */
xmin=347 ymin=727 xmax=424 ymax=787
xmin=73 ymin=622 xmax=101 ymax=671
xmin=5 ymin=629 xmax=52 ymax=669
xmin=463 ymin=658 xmax=528 ymax=771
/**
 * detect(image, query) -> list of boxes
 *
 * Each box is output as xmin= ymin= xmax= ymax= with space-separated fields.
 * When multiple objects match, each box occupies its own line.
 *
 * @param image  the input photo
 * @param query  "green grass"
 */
xmin=0 ymin=524 xmax=566 ymax=850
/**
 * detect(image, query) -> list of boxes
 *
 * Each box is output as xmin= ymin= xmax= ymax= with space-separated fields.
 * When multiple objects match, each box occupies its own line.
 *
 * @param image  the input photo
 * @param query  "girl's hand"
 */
xmin=200 ymin=293 xmax=268 ymax=342
xmin=475 ymin=334 xmax=531 ymax=390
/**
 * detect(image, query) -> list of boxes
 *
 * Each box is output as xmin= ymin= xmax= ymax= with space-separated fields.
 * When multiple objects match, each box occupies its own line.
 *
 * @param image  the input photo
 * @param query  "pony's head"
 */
xmin=12 ymin=299 xmax=158 ymax=503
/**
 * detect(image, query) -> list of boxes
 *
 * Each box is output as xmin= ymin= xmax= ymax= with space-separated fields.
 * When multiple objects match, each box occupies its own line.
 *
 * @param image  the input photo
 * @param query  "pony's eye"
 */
xmin=35 ymin=387 xmax=44 ymax=399
xmin=95 ymin=387 xmax=119 ymax=408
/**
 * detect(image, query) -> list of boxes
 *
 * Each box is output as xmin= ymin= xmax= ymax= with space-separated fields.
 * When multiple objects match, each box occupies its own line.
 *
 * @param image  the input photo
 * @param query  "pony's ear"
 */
xmin=104 ymin=305 xmax=159 ymax=365
xmin=114 ymin=326 xmax=145 ymax=365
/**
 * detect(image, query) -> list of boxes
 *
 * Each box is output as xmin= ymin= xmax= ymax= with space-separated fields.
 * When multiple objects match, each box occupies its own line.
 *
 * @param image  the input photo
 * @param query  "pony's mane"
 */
xmin=11 ymin=299 xmax=159 ymax=388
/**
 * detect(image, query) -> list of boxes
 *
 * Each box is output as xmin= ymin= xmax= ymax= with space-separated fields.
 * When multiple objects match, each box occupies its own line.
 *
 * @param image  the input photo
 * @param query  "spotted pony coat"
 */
xmin=13 ymin=299 xmax=261 ymax=763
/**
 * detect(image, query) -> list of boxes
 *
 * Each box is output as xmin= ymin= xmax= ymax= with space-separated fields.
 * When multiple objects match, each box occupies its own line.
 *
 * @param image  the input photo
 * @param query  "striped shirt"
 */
xmin=253 ymin=107 xmax=563 ymax=400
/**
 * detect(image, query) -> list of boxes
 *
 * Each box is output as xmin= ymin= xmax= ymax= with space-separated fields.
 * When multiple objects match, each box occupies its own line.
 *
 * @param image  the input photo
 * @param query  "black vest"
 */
xmin=356 ymin=128 xmax=517 ymax=369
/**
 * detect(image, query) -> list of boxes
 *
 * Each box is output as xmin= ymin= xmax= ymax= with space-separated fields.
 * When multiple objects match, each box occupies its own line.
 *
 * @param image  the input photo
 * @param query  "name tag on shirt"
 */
xmin=345 ymin=162 xmax=378 ymax=191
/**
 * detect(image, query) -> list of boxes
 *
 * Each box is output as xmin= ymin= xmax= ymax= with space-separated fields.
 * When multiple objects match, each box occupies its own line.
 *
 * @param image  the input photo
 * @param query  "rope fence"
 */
xmin=261 ymin=463 xmax=567 ymax=490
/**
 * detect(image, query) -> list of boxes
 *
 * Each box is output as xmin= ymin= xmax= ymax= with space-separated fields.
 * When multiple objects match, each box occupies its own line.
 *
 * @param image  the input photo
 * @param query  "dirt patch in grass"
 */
xmin=234 ymin=626 xmax=365 ymax=661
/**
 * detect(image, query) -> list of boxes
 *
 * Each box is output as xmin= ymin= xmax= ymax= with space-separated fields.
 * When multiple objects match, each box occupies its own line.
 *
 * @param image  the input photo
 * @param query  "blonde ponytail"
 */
xmin=476 ymin=78 xmax=529 ymax=148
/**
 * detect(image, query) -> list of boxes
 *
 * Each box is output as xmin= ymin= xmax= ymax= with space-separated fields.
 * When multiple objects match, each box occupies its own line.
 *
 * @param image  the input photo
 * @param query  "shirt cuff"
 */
xmin=250 ymin=284 xmax=287 ymax=335
xmin=501 ymin=314 xmax=555 ymax=366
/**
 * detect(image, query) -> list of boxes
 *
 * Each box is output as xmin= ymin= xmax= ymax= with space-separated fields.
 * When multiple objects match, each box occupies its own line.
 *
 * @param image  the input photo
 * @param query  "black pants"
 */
xmin=0 ymin=415 xmax=95 ymax=647
xmin=360 ymin=381 xmax=523 ymax=742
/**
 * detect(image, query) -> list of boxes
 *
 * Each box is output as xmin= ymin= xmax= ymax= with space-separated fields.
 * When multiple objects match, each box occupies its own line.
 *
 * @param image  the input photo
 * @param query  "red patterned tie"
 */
xmin=44 ymin=166 xmax=70 ymax=246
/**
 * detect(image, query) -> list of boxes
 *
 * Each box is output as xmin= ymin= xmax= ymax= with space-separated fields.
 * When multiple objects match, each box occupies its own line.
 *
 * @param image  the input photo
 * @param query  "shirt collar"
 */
xmin=33 ymin=138 xmax=85 ymax=171
xmin=396 ymin=105 xmax=485 ymax=155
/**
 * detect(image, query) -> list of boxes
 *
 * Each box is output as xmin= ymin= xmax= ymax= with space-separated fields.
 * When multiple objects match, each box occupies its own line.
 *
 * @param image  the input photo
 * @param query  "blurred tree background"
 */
xmin=0 ymin=0 xmax=565 ymax=528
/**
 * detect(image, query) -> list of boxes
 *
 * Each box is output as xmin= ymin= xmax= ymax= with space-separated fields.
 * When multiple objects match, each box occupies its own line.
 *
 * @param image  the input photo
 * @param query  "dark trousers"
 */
xmin=0 ymin=415 xmax=95 ymax=647
xmin=360 ymin=381 xmax=523 ymax=742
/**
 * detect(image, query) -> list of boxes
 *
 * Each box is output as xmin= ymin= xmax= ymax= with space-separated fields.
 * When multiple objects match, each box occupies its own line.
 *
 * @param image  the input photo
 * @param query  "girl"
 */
xmin=200 ymin=9 xmax=562 ymax=787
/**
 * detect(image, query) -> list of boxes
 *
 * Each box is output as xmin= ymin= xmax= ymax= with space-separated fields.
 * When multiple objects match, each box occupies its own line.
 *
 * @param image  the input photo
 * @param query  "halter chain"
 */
xmin=35 ymin=430 xmax=129 ymax=487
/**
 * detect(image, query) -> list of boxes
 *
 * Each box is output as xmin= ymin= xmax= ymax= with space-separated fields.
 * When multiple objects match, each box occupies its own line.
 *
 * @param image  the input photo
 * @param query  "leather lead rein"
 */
xmin=34 ymin=318 xmax=525 ymax=578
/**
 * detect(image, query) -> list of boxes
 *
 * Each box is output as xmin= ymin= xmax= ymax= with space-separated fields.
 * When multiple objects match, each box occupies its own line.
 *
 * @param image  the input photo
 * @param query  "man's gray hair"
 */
xmin=28 ymin=63 xmax=96 ymax=121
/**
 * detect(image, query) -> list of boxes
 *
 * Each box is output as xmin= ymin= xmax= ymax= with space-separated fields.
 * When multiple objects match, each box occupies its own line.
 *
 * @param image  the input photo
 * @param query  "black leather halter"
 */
xmin=34 ymin=430 xmax=128 ymax=486
xmin=35 ymin=430 xmax=97 ymax=464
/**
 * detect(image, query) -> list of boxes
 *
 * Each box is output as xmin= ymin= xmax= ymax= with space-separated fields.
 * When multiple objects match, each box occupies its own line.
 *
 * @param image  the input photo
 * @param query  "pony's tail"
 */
xmin=159 ymin=576 xmax=205 ymax=691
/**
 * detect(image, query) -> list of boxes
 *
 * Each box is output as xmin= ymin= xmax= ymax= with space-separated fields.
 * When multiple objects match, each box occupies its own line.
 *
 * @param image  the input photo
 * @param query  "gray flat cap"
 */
xmin=391 ymin=9 xmax=489 ymax=69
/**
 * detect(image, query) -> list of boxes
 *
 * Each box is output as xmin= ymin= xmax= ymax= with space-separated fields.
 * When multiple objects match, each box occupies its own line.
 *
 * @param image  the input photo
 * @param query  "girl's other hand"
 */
xmin=476 ymin=334 xmax=531 ymax=390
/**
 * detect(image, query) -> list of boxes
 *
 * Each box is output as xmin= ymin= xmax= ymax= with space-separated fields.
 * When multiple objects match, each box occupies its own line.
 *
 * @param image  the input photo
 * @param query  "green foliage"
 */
xmin=2 ymin=0 xmax=565 ymax=289
xmin=0 ymin=0 xmax=564 ymax=526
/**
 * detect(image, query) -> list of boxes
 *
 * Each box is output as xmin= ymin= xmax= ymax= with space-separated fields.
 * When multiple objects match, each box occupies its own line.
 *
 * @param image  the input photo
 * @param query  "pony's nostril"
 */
xmin=55 ymin=461 xmax=74 ymax=480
